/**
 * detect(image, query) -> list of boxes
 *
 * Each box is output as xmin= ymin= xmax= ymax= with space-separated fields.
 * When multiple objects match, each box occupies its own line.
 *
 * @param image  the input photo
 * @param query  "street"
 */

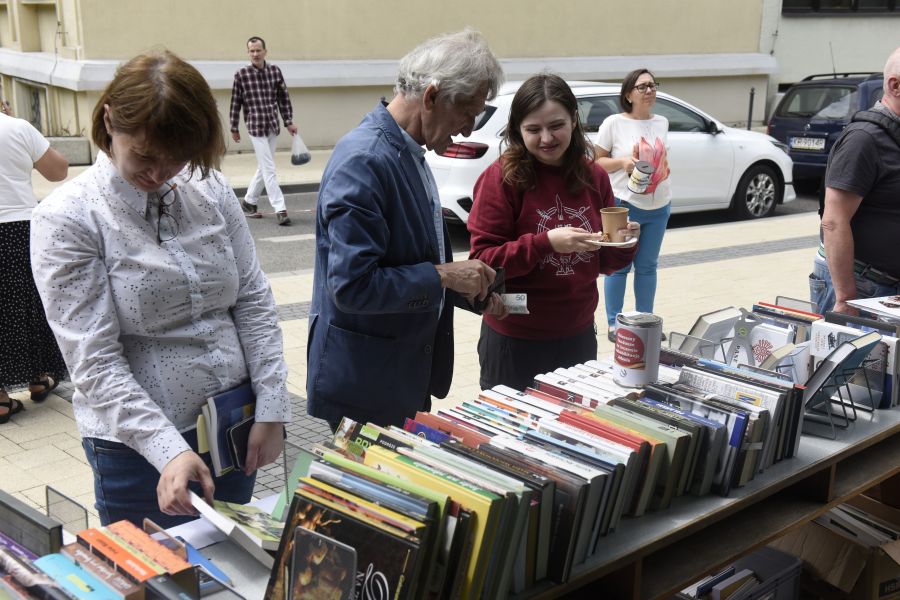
xmin=246 ymin=189 xmax=820 ymax=275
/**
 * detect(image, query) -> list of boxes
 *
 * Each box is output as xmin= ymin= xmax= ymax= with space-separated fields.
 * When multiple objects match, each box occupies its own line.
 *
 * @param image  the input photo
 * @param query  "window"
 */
xmin=654 ymin=99 xmax=708 ymax=133
xmin=775 ymin=86 xmax=856 ymax=120
xmin=783 ymin=0 xmax=898 ymax=11
xmin=578 ymin=96 xmax=619 ymax=133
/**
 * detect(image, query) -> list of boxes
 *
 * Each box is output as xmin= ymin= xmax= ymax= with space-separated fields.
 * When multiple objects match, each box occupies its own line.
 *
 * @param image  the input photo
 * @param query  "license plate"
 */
xmin=789 ymin=136 xmax=826 ymax=151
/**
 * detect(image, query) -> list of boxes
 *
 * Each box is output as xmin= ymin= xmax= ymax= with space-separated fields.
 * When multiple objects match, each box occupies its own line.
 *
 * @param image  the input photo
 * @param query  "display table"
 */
xmin=514 ymin=407 xmax=900 ymax=599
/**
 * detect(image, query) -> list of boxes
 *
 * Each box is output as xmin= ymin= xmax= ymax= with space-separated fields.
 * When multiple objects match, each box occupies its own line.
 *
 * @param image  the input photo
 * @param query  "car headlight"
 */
xmin=771 ymin=140 xmax=790 ymax=155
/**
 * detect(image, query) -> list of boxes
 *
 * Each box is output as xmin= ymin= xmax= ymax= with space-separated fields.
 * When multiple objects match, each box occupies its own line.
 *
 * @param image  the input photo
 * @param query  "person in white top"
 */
xmin=30 ymin=50 xmax=291 ymax=527
xmin=0 ymin=109 xmax=68 ymax=423
xmin=594 ymin=68 xmax=672 ymax=341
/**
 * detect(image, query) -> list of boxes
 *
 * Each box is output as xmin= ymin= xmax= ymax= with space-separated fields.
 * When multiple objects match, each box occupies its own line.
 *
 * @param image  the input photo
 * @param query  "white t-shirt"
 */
xmin=0 ymin=113 xmax=50 ymax=223
xmin=594 ymin=113 xmax=671 ymax=210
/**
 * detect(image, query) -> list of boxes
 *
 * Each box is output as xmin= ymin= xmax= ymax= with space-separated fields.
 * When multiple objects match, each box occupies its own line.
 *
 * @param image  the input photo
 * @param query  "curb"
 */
xmin=232 ymin=182 xmax=321 ymax=196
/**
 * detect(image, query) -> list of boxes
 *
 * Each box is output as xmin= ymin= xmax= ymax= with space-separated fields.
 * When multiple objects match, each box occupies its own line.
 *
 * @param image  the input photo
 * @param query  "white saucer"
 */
xmin=586 ymin=238 xmax=637 ymax=248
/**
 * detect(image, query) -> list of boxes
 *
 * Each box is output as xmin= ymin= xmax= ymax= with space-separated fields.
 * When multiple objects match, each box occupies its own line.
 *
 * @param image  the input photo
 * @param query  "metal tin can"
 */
xmin=614 ymin=312 xmax=663 ymax=387
xmin=627 ymin=160 xmax=655 ymax=194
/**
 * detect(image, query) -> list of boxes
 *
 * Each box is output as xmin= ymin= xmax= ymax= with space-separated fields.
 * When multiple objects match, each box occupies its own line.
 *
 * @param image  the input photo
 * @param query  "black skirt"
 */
xmin=0 ymin=220 xmax=68 ymax=389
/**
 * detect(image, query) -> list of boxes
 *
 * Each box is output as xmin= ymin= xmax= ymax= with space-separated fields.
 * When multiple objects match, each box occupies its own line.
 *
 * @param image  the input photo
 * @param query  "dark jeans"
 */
xmin=83 ymin=428 xmax=256 ymax=528
xmin=477 ymin=322 xmax=598 ymax=391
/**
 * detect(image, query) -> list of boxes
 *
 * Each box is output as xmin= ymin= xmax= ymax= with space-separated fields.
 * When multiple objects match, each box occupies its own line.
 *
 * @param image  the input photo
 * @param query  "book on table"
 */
xmin=188 ymin=492 xmax=277 ymax=568
xmin=847 ymin=295 xmax=900 ymax=321
xmin=289 ymin=526 xmax=356 ymax=600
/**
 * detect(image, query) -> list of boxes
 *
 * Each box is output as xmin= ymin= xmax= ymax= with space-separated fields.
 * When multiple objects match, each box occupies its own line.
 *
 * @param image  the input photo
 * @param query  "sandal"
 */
xmin=29 ymin=375 xmax=59 ymax=403
xmin=0 ymin=397 xmax=25 ymax=424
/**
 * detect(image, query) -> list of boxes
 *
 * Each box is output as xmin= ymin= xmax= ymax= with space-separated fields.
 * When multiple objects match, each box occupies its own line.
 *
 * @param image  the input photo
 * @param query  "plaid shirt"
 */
xmin=229 ymin=62 xmax=293 ymax=137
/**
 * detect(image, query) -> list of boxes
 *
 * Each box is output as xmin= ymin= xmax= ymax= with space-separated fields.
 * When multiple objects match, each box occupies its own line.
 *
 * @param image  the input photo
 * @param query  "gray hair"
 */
xmin=885 ymin=46 xmax=900 ymax=94
xmin=395 ymin=29 xmax=504 ymax=104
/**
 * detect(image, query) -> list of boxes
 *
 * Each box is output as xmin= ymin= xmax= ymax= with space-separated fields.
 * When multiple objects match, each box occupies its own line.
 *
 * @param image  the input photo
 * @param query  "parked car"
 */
xmin=426 ymin=81 xmax=795 ymax=225
xmin=767 ymin=72 xmax=884 ymax=184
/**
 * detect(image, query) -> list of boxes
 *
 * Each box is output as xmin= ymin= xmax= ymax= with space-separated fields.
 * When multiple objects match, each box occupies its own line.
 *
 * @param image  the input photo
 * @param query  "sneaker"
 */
xmin=607 ymin=327 xmax=616 ymax=342
xmin=276 ymin=210 xmax=292 ymax=226
xmin=241 ymin=199 xmax=262 ymax=218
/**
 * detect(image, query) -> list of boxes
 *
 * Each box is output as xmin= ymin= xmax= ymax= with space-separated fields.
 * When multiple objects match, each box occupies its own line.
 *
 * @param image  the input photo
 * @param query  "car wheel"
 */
xmin=731 ymin=164 xmax=781 ymax=219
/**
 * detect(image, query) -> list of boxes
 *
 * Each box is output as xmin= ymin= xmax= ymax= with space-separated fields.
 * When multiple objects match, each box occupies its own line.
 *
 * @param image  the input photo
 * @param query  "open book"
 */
xmin=189 ymin=492 xmax=280 ymax=568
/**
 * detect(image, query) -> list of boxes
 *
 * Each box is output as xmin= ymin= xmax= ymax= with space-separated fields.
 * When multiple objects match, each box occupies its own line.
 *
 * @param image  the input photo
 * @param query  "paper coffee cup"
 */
xmin=600 ymin=207 xmax=629 ymax=242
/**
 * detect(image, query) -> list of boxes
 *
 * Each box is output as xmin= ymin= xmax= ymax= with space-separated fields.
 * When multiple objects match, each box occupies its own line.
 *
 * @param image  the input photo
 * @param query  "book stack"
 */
xmin=197 ymin=382 xmax=256 ymax=476
xmin=0 ymin=516 xmax=204 ymax=599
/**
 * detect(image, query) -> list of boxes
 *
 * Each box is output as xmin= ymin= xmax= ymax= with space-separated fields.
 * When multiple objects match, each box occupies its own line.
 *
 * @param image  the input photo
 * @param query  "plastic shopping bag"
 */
xmin=291 ymin=132 xmax=311 ymax=166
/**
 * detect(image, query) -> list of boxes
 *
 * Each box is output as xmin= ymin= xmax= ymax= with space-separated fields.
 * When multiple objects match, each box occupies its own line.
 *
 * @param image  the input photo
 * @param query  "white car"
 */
xmin=426 ymin=82 xmax=796 ymax=225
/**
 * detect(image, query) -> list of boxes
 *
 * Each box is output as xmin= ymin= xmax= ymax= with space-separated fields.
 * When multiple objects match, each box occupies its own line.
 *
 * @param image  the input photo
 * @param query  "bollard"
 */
xmin=747 ymin=87 xmax=755 ymax=130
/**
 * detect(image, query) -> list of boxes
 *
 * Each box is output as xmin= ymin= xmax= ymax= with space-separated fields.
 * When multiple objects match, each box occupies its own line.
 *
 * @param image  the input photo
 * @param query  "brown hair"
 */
xmin=91 ymin=50 xmax=225 ymax=179
xmin=501 ymin=73 xmax=595 ymax=194
xmin=619 ymin=68 xmax=656 ymax=113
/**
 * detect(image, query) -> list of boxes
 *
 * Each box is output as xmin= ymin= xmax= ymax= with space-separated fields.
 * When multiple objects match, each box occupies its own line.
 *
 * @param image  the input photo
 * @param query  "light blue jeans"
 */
xmin=604 ymin=200 xmax=671 ymax=327
xmin=809 ymin=252 xmax=900 ymax=314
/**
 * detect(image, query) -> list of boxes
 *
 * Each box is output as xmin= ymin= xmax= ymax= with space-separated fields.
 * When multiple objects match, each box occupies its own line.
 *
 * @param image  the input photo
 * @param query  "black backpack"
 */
xmin=818 ymin=109 xmax=900 ymax=217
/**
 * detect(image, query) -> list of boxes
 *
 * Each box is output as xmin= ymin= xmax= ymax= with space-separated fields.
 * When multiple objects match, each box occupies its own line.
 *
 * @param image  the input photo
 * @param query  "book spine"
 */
xmin=34 ymin=553 xmax=122 ymax=600
xmin=60 ymin=543 xmax=142 ymax=600
xmin=105 ymin=522 xmax=190 ymax=575
xmin=0 ymin=530 xmax=39 ymax=561
xmin=76 ymin=529 xmax=158 ymax=584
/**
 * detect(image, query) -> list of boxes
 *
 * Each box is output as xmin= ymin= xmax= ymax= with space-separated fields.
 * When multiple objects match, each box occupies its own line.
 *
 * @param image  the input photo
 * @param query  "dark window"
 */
xmin=577 ymin=96 xmax=620 ymax=133
xmin=472 ymin=105 xmax=498 ymax=132
xmin=654 ymin=99 xmax=708 ymax=133
xmin=775 ymin=85 xmax=857 ymax=120
xmin=783 ymin=0 xmax=897 ymax=11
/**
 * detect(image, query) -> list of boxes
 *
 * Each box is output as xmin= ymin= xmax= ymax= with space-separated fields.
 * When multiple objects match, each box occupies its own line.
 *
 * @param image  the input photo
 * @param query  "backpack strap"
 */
xmin=851 ymin=109 xmax=900 ymax=149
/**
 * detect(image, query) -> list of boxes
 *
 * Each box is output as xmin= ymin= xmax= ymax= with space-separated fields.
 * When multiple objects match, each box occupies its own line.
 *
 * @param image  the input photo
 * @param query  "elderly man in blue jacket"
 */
xmin=308 ymin=30 xmax=507 ymax=429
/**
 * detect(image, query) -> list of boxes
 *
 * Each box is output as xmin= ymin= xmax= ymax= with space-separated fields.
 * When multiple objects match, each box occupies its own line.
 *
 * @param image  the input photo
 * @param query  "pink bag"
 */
xmin=636 ymin=136 xmax=670 ymax=194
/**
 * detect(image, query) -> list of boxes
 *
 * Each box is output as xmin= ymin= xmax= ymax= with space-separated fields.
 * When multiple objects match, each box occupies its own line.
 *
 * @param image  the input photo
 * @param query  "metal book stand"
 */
xmin=45 ymin=485 xmax=89 ymax=534
xmin=802 ymin=357 xmax=879 ymax=440
xmin=668 ymin=331 xmax=730 ymax=362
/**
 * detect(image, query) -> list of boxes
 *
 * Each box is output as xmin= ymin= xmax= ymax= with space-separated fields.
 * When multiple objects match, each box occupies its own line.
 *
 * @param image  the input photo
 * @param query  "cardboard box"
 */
xmin=771 ymin=497 xmax=900 ymax=600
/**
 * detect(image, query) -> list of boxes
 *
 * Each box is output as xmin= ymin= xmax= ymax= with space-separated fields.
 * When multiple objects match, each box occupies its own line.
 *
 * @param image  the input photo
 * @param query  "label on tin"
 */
xmin=613 ymin=312 xmax=662 ymax=387
xmin=627 ymin=160 xmax=655 ymax=195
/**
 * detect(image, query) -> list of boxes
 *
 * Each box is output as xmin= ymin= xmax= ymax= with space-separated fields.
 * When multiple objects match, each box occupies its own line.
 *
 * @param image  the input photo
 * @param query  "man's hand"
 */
xmin=832 ymin=300 xmax=860 ymax=316
xmin=287 ymin=124 xmax=298 ymax=136
xmin=435 ymin=260 xmax=495 ymax=301
xmin=231 ymin=131 xmax=240 ymax=143
xmin=482 ymin=293 xmax=509 ymax=320
xmin=157 ymin=451 xmax=214 ymax=516
xmin=242 ymin=422 xmax=284 ymax=475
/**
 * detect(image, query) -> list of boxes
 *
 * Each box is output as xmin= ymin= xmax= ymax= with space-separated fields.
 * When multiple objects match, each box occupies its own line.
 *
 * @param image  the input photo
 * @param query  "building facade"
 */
xmin=0 ymin=0 xmax=844 ymax=156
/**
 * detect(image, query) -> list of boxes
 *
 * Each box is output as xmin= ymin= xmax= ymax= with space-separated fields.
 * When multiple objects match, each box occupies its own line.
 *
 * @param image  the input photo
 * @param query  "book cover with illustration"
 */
xmin=290 ymin=527 xmax=356 ymax=600
xmin=265 ymin=490 xmax=421 ymax=600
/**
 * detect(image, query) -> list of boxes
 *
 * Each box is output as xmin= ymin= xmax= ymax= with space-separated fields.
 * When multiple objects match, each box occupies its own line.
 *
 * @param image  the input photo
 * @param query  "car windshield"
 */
xmin=776 ymin=85 xmax=857 ymax=120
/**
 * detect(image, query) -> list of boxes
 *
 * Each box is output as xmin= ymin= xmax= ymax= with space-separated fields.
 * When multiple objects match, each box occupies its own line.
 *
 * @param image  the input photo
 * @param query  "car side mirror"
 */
xmin=706 ymin=120 xmax=722 ymax=135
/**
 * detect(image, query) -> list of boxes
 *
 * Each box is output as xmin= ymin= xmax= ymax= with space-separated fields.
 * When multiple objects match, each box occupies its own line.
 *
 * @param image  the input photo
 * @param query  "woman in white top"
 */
xmin=31 ymin=50 xmax=291 ymax=527
xmin=595 ymin=68 xmax=672 ymax=341
xmin=0 ymin=108 xmax=68 ymax=423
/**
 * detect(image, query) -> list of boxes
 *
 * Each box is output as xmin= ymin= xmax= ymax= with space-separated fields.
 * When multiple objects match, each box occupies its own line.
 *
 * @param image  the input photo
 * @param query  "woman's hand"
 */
xmin=242 ymin=421 xmax=285 ymax=475
xmin=548 ymin=227 xmax=602 ymax=253
xmin=623 ymin=221 xmax=641 ymax=242
xmin=158 ymin=451 xmax=215 ymax=516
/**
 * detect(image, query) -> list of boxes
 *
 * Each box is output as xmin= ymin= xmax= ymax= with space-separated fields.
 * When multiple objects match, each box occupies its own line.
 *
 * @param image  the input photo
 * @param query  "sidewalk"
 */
xmin=8 ymin=156 xmax=821 ymax=528
xmin=32 ymin=148 xmax=329 ymax=199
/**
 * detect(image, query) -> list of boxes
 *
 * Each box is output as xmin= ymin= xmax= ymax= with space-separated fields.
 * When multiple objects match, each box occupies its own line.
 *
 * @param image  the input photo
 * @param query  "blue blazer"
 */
xmin=307 ymin=103 xmax=461 ymax=426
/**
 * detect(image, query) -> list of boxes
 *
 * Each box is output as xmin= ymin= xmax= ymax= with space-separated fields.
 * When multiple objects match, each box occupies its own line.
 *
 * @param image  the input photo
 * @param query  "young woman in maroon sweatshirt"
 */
xmin=468 ymin=73 xmax=640 ymax=390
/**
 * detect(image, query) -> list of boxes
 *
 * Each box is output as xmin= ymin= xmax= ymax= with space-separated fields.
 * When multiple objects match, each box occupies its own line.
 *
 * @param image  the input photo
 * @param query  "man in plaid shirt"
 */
xmin=230 ymin=36 xmax=297 ymax=226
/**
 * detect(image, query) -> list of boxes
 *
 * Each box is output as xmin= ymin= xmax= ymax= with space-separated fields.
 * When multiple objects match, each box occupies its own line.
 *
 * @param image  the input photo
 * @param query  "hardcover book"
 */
xmin=204 ymin=382 xmax=256 ymax=477
xmin=189 ymin=493 xmax=277 ymax=568
xmin=60 ymin=542 xmax=142 ymax=600
xmin=0 ymin=546 xmax=71 ymax=600
xmin=265 ymin=489 xmax=422 ymax=600
xmin=290 ymin=527 xmax=356 ymax=600
xmin=0 ymin=489 xmax=63 ymax=557
xmin=34 ymin=553 xmax=121 ymax=600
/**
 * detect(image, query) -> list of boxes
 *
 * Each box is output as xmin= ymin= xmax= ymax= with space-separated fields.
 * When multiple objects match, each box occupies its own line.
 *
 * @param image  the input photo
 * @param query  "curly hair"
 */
xmin=501 ymin=73 xmax=595 ymax=194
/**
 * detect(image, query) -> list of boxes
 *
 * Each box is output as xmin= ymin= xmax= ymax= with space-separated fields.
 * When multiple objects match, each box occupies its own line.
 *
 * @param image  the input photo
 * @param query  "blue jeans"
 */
xmin=810 ymin=253 xmax=900 ymax=314
xmin=83 ymin=428 xmax=256 ymax=528
xmin=604 ymin=200 xmax=671 ymax=326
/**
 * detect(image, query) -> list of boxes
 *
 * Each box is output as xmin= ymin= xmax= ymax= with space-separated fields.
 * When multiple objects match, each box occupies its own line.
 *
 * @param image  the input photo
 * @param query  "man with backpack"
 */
xmin=812 ymin=47 xmax=900 ymax=315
